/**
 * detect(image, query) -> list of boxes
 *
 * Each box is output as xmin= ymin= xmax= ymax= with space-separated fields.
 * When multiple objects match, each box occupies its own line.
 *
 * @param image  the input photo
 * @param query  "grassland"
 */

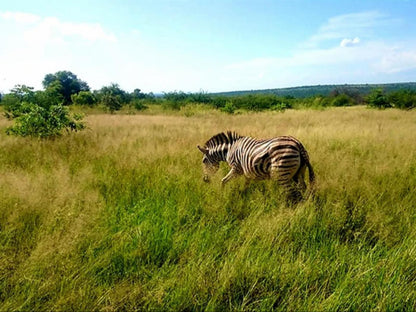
xmin=1 ymin=107 xmax=416 ymax=311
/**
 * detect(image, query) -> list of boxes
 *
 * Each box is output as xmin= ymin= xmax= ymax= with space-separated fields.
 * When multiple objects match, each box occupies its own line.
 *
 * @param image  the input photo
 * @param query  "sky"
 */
xmin=1 ymin=0 xmax=416 ymax=94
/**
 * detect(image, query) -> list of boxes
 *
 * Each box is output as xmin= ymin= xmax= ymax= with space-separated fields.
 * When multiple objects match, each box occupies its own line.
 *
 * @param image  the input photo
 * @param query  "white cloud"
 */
xmin=0 ymin=11 xmax=116 ymax=44
xmin=307 ymin=11 xmax=397 ymax=47
xmin=218 ymin=10 xmax=415 ymax=91
xmin=376 ymin=48 xmax=416 ymax=73
xmin=0 ymin=11 xmax=41 ymax=24
xmin=340 ymin=37 xmax=360 ymax=47
xmin=224 ymin=40 xmax=416 ymax=90
xmin=0 ymin=11 xmax=118 ymax=92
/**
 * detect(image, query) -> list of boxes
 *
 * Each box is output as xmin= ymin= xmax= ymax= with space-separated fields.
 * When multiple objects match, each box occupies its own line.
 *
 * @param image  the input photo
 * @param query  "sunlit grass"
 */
xmin=1 ymin=107 xmax=416 ymax=311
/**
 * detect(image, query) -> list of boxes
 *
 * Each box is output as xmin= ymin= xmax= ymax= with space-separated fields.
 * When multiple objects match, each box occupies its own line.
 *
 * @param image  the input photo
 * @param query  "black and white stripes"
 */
xmin=197 ymin=131 xmax=315 ymax=201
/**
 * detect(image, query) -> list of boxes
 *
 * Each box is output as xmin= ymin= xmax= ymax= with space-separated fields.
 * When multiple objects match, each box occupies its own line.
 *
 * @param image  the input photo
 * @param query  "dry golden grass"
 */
xmin=1 ymin=106 xmax=416 ymax=311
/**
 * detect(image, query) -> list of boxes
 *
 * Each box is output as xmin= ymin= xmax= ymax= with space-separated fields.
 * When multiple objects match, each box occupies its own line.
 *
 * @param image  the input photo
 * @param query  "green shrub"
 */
xmin=331 ymin=94 xmax=353 ymax=107
xmin=230 ymin=94 xmax=290 ymax=111
xmin=271 ymin=101 xmax=292 ymax=111
xmin=163 ymin=91 xmax=188 ymax=103
xmin=2 ymin=94 xmax=21 ymax=118
xmin=162 ymin=100 xmax=182 ymax=110
xmin=102 ymin=94 xmax=122 ymax=113
xmin=211 ymin=96 xmax=227 ymax=109
xmin=188 ymin=91 xmax=212 ymax=104
xmin=132 ymin=99 xmax=148 ymax=111
xmin=311 ymin=96 xmax=330 ymax=108
xmin=71 ymin=91 xmax=97 ymax=107
xmin=388 ymin=89 xmax=416 ymax=109
xmin=6 ymin=102 xmax=84 ymax=138
xmin=221 ymin=101 xmax=236 ymax=114
xmin=366 ymin=88 xmax=391 ymax=108
xmin=4 ymin=85 xmax=84 ymax=138
xmin=162 ymin=91 xmax=188 ymax=110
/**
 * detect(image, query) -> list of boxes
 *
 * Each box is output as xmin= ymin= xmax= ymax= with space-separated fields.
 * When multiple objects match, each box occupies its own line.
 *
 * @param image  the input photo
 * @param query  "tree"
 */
xmin=97 ymin=83 xmax=131 ymax=112
xmin=131 ymin=88 xmax=145 ymax=100
xmin=2 ymin=85 xmax=37 ymax=119
xmin=102 ymin=94 xmax=122 ymax=113
xmin=10 ymin=84 xmax=36 ymax=102
xmin=366 ymin=88 xmax=391 ymax=108
xmin=42 ymin=71 xmax=89 ymax=105
xmin=99 ymin=83 xmax=130 ymax=104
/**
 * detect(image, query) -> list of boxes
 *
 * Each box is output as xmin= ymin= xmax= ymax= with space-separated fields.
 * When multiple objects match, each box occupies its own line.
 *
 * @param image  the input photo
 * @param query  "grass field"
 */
xmin=1 ymin=107 xmax=416 ymax=311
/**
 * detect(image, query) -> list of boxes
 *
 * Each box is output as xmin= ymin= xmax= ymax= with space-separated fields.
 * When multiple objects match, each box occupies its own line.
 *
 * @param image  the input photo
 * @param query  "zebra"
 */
xmin=197 ymin=131 xmax=315 ymax=201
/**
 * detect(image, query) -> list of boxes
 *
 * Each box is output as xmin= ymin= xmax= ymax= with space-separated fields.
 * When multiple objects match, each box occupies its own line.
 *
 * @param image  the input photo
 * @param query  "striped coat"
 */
xmin=197 ymin=131 xmax=315 ymax=201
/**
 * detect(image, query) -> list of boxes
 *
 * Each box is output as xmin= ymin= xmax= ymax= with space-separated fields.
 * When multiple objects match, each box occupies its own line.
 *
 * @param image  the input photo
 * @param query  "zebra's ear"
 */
xmin=197 ymin=145 xmax=208 ymax=154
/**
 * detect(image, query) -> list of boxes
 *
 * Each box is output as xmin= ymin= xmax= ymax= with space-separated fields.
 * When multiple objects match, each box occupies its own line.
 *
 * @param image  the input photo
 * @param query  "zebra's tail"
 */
xmin=297 ymin=139 xmax=316 ymax=192
xmin=306 ymin=158 xmax=316 ymax=189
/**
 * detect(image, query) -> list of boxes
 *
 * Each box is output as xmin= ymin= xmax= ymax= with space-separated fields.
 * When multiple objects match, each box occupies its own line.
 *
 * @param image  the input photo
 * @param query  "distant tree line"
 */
xmin=1 ymin=71 xmax=415 ymax=114
xmin=0 ymin=70 xmax=415 ymax=138
xmin=158 ymin=87 xmax=416 ymax=112
xmin=214 ymin=82 xmax=416 ymax=98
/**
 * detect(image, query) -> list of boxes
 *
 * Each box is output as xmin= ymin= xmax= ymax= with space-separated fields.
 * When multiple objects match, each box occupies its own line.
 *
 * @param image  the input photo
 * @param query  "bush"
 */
xmin=331 ymin=94 xmax=353 ymax=107
xmin=211 ymin=96 xmax=227 ymax=109
xmin=161 ymin=91 xmax=188 ymax=110
xmin=188 ymin=91 xmax=212 ymax=104
xmin=71 ymin=91 xmax=97 ymax=107
xmin=102 ymin=94 xmax=122 ymax=113
xmin=6 ymin=102 xmax=84 ymax=138
xmin=271 ymin=101 xmax=292 ymax=111
xmin=132 ymin=99 xmax=148 ymax=111
xmin=4 ymin=85 xmax=84 ymax=138
xmin=163 ymin=91 xmax=188 ymax=103
xmin=221 ymin=101 xmax=236 ymax=114
xmin=231 ymin=94 xmax=289 ymax=111
xmin=2 ymin=94 xmax=21 ymax=118
xmin=162 ymin=100 xmax=182 ymax=111
xmin=311 ymin=96 xmax=330 ymax=108
xmin=366 ymin=88 xmax=391 ymax=108
xmin=387 ymin=90 xmax=416 ymax=109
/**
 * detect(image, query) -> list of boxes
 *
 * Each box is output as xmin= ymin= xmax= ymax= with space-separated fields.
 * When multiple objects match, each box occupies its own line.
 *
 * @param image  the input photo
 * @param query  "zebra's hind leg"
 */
xmin=271 ymin=165 xmax=302 ymax=205
xmin=293 ymin=165 xmax=307 ymax=193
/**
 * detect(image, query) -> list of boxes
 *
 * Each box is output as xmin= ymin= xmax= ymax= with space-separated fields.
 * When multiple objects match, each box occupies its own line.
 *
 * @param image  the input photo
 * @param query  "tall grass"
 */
xmin=1 ymin=107 xmax=416 ymax=311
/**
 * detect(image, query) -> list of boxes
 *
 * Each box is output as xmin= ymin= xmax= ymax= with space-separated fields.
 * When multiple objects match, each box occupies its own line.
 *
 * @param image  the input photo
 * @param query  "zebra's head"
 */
xmin=197 ymin=145 xmax=220 ymax=183
xmin=197 ymin=131 xmax=241 ymax=183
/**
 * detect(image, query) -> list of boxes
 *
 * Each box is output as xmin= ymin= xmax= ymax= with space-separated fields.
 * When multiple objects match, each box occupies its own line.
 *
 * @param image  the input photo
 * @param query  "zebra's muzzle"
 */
xmin=203 ymin=175 xmax=210 ymax=183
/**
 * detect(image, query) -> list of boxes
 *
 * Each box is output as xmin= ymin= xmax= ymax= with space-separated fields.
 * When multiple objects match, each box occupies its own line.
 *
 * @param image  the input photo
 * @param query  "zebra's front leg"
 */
xmin=221 ymin=168 xmax=239 ymax=187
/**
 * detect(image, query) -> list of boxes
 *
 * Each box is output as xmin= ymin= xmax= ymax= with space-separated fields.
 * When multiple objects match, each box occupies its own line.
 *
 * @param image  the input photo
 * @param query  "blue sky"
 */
xmin=1 ymin=0 xmax=415 ymax=93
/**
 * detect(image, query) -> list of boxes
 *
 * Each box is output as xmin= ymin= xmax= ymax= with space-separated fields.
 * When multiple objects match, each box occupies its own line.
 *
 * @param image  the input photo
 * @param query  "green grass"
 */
xmin=1 ymin=107 xmax=416 ymax=311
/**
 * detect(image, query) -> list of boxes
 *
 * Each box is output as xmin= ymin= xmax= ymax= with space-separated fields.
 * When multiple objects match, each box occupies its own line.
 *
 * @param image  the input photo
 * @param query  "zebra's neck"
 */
xmin=208 ymin=142 xmax=231 ymax=162
xmin=205 ymin=131 xmax=243 ymax=162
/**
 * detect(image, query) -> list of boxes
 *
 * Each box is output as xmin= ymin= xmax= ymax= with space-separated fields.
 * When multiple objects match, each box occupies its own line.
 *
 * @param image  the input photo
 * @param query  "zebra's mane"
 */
xmin=204 ymin=131 xmax=243 ymax=149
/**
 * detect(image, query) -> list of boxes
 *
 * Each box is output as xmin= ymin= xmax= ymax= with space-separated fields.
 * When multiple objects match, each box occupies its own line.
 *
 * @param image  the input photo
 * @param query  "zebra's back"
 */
xmin=229 ymin=136 xmax=303 ymax=180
